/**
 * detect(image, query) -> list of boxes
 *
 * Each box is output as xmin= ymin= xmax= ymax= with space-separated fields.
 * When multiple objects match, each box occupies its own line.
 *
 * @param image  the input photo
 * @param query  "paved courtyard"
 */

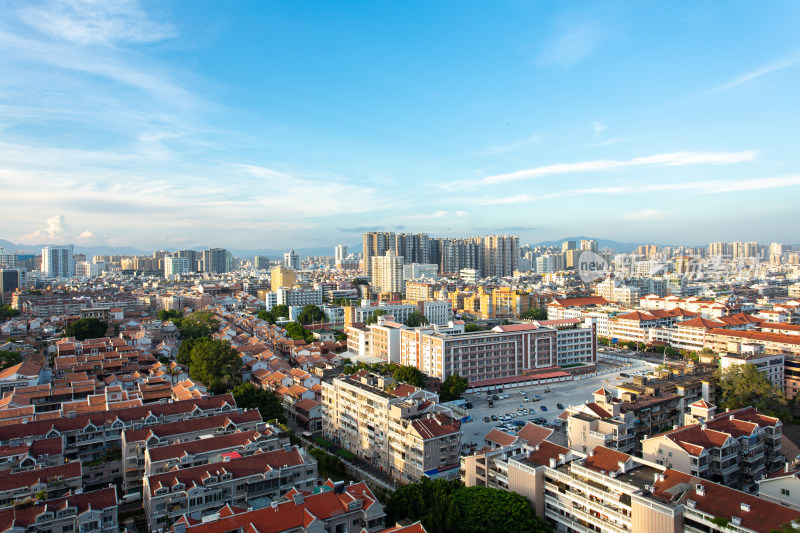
xmin=457 ymin=363 xmax=653 ymax=448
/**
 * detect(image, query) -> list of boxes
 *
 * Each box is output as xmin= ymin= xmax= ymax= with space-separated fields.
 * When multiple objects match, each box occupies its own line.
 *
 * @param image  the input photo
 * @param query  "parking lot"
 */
xmin=458 ymin=364 xmax=652 ymax=448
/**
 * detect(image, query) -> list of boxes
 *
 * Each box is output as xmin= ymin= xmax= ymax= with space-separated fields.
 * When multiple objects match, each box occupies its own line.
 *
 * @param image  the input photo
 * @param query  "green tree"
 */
xmin=0 ymin=351 xmax=22 ymax=370
xmin=176 ymin=311 xmax=220 ymax=338
xmin=61 ymin=318 xmax=108 ymax=340
xmin=158 ymin=309 xmax=183 ymax=322
xmin=332 ymin=297 xmax=353 ymax=306
xmin=0 ymin=305 xmax=20 ymax=318
xmin=257 ymin=309 xmax=275 ymax=324
xmin=365 ymin=309 xmax=387 ymax=325
xmin=231 ymin=382 xmax=285 ymax=423
xmin=297 ymin=304 xmax=325 ymax=325
xmin=176 ymin=337 xmax=200 ymax=365
xmin=393 ymin=365 xmax=425 ymax=387
xmin=404 ymin=311 xmax=429 ymax=327
xmin=716 ymin=363 xmax=788 ymax=418
xmin=285 ymin=322 xmax=314 ymax=343
xmin=520 ymin=308 xmax=547 ymax=320
xmin=464 ymin=323 xmax=482 ymax=332
xmin=271 ymin=305 xmax=289 ymax=320
xmin=453 ymin=486 xmax=550 ymax=533
xmin=385 ymin=478 xmax=549 ymax=533
xmin=439 ymin=374 xmax=469 ymax=402
xmin=187 ymin=338 xmax=242 ymax=394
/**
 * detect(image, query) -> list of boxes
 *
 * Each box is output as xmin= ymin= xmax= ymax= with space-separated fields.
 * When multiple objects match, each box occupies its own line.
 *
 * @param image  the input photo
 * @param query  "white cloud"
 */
xmin=18 ymin=215 xmax=95 ymax=244
xmin=538 ymin=22 xmax=606 ymax=66
xmin=482 ymin=150 xmax=757 ymax=184
xmin=475 ymin=134 xmax=540 ymax=156
xmin=714 ymin=56 xmax=800 ymax=92
xmin=18 ymin=0 xmax=176 ymax=46
xmin=593 ymin=121 xmax=606 ymax=138
xmin=625 ymin=209 xmax=667 ymax=221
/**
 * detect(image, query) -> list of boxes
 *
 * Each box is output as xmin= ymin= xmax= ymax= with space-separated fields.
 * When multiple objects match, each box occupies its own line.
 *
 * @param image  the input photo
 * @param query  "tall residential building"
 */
xmin=395 ymin=233 xmax=433 ymax=264
xmin=371 ymin=249 xmax=404 ymax=294
xmin=580 ymin=239 xmax=599 ymax=252
xmin=0 ymin=269 xmax=25 ymax=294
xmin=164 ymin=256 xmax=190 ymax=278
xmin=709 ymin=241 xmax=731 ymax=257
xmin=177 ymin=249 xmax=199 ymax=272
xmin=41 ymin=245 xmax=75 ymax=277
xmin=201 ymin=248 xmax=228 ymax=274
xmin=334 ymin=244 xmax=347 ymax=265
xmin=362 ymin=231 xmax=396 ymax=276
xmin=483 ymin=234 xmax=518 ymax=277
xmin=561 ymin=240 xmax=576 ymax=252
xmin=0 ymin=248 xmax=16 ymax=268
xmin=321 ymin=372 xmax=462 ymax=482
xmin=254 ymin=255 xmax=270 ymax=269
xmin=284 ymin=249 xmax=300 ymax=270
xmin=270 ymin=265 xmax=297 ymax=291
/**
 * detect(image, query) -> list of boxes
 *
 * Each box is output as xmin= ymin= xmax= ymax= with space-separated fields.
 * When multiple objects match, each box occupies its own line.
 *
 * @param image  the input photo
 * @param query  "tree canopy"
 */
xmin=158 ymin=309 xmax=183 ymax=322
xmin=0 ymin=351 xmax=22 ymax=370
xmin=385 ymin=478 xmax=549 ymax=533
xmin=186 ymin=338 xmax=242 ymax=394
xmin=0 ymin=305 xmax=20 ymax=318
xmin=232 ymin=382 xmax=285 ymax=423
xmin=297 ymin=304 xmax=325 ymax=325
xmin=404 ymin=311 xmax=429 ymax=327
xmin=366 ymin=309 xmax=387 ymax=325
xmin=716 ymin=363 xmax=788 ymax=419
xmin=174 ymin=310 xmax=220 ymax=338
xmin=393 ymin=365 xmax=425 ymax=388
xmin=62 ymin=317 xmax=108 ymax=340
xmin=520 ymin=308 xmax=547 ymax=320
xmin=258 ymin=305 xmax=290 ymax=325
xmin=285 ymin=322 xmax=314 ymax=343
xmin=439 ymin=374 xmax=469 ymax=402
xmin=464 ymin=323 xmax=482 ymax=332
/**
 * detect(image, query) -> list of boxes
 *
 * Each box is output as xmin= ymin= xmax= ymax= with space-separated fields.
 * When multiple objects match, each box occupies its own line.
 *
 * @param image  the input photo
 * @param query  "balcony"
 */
xmin=544 ymin=494 xmax=630 ymax=533
xmin=589 ymin=431 xmax=612 ymax=444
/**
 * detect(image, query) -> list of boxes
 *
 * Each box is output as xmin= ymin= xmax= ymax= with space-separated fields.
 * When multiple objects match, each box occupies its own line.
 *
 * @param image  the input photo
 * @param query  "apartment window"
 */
xmin=782 ymin=488 xmax=791 ymax=496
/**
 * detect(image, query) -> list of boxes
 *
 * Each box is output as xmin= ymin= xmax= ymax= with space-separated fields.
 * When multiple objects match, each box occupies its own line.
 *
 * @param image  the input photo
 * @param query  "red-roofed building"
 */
xmin=168 ymin=481 xmax=386 ymax=533
xmin=144 ymin=445 xmax=317 ymax=530
xmin=0 ymin=486 xmax=118 ymax=533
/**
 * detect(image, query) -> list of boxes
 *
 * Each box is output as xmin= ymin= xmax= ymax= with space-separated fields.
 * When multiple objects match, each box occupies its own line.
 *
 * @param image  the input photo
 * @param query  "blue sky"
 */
xmin=1 ymin=0 xmax=799 ymax=251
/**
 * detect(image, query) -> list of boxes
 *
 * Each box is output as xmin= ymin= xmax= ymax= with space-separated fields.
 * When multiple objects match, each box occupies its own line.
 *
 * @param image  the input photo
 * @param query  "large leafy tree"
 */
xmin=393 ymin=365 xmax=425 ymax=388
xmin=187 ymin=338 xmax=242 ymax=394
xmin=62 ymin=318 xmax=108 ymax=340
xmin=158 ymin=309 xmax=183 ymax=322
xmin=385 ymin=478 xmax=549 ymax=533
xmin=297 ymin=304 xmax=325 ymax=325
xmin=439 ymin=374 xmax=469 ymax=402
xmin=0 ymin=351 xmax=22 ymax=370
xmin=285 ymin=322 xmax=314 ymax=343
xmin=464 ymin=323 xmax=482 ymax=332
xmin=175 ymin=311 xmax=220 ymax=338
xmin=716 ymin=363 xmax=787 ymax=418
xmin=366 ymin=309 xmax=387 ymax=325
xmin=0 ymin=305 xmax=20 ymax=318
xmin=404 ymin=311 xmax=429 ymax=327
xmin=520 ymin=308 xmax=547 ymax=320
xmin=231 ymin=382 xmax=285 ymax=423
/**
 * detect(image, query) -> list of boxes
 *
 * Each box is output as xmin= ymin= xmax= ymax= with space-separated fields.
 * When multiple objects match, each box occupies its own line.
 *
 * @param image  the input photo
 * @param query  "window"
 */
xmin=782 ymin=488 xmax=791 ymax=496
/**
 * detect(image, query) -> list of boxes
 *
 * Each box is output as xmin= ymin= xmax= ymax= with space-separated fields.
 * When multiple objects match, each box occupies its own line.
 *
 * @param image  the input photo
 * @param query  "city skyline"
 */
xmin=2 ymin=1 xmax=800 ymax=249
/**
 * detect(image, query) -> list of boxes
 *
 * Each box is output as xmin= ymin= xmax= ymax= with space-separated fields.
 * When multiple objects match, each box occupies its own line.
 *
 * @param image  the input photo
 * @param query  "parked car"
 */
xmin=540 ymin=405 xmax=548 ymax=411
xmin=522 ymin=409 xmax=529 ymax=415
xmin=556 ymin=403 xmax=564 ymax=410
xmin=491 ymin=415 xmax=498 ymax=421
xmin=483 ymin=417 xmax=490 ymax=423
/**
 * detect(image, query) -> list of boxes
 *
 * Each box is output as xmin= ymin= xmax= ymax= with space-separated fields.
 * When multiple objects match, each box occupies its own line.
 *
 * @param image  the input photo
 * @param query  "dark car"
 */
xmin=465 ymin=402 xmax=473 ymax=409
xmin=556 ymin=403 xmax=564 ymax=410
xmin=491 ymin=415 xmax=498 ymax=421
xmin=540 ymin=405 xmax=548 ymax=411
xmin=483 ymin=417 xmax=490 ymax=423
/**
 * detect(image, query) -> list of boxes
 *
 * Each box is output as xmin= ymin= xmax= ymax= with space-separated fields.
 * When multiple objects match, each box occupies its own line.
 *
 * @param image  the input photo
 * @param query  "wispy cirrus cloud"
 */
xmin=472 ymin=174 xmax=800 ymax=205
xmin=482 ymin=150 xmax=757 ymax=185
xmin=714 ymin=56 xmax=800 ymax=92
xmin=18 ymin=0 xmax=176 ymax=46
xmin=537 ymin=21 xmax=607 ymax=66
xmin=475 ymin=134 xmax=540 ymax=156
